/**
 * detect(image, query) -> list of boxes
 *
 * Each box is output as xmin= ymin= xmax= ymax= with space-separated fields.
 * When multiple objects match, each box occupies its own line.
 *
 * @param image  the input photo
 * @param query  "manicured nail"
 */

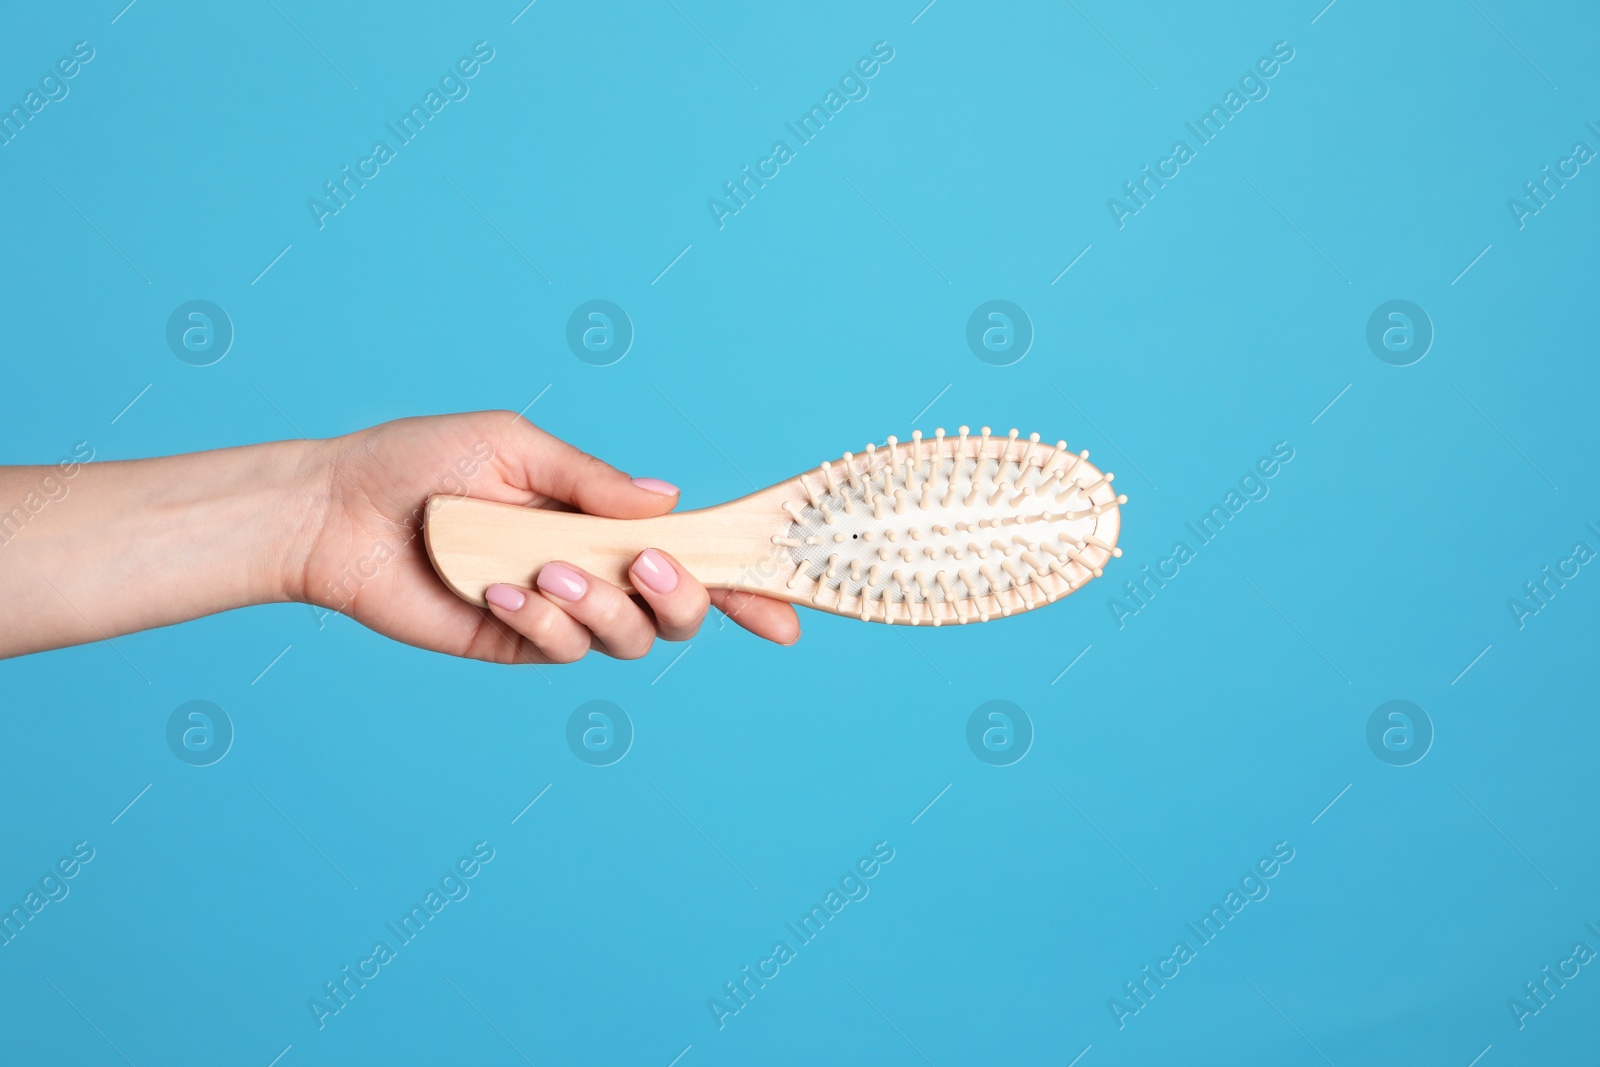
xmin=485 ymin=584 xmax=526 ymax=611
xmin=631 ymin=477 xmax=679 ymax=496
xmin=632 ymin=549 xmax=679 ymax=594
xmin=537 ymin=562 xmax=587 ymax=601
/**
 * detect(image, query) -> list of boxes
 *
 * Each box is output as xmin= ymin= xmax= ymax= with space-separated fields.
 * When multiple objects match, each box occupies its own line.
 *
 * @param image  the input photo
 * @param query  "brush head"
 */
xmin=774 ymin=427 xmax=1125 ymax=625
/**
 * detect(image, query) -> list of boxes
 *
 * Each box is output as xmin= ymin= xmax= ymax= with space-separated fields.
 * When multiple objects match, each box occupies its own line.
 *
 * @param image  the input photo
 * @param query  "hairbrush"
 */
xmin=425 ymin=425 xmax=1125 ymax=626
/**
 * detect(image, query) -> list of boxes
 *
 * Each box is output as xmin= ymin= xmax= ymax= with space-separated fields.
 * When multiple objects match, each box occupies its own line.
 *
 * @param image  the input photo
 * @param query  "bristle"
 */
xmin=776 ymin=427 xmax=1124 ymax=624
xmin=1021 ymin=431 xmax=1041 ymax=470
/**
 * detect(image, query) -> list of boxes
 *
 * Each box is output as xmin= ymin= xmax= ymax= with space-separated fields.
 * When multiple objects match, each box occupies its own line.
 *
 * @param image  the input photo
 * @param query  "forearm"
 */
xmin=0 ymin=439 xmax=329 ymax=657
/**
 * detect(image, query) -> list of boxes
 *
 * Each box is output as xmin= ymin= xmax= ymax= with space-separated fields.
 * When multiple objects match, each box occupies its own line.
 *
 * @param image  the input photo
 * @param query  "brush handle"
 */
xmin=424 ymin=494 xmax=791 ymax=605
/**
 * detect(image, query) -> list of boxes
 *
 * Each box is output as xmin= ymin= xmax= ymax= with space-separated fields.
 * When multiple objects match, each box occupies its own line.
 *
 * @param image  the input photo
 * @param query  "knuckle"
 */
xmin=615 ymin=633 xmax=654 ymax=660
xmin=589 ymin=594 xmax=627 ymax=633
xmin=547 ymin=639 xmax=587 ymax=664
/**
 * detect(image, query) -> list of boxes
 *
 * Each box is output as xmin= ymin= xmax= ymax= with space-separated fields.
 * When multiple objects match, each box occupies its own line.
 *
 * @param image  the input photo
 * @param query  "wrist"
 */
xmin=273 ymin=437 xmax=339 ymax=607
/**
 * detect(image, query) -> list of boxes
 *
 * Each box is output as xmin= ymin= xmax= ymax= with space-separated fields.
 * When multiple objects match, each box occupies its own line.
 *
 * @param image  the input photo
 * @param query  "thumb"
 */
xmin=503 ymin=416 xmax=681 ymax=518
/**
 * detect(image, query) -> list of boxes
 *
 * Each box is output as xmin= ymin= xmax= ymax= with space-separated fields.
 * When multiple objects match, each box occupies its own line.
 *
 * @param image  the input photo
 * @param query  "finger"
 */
xmin=482 ymin=583 xmax=592 ymax=663
xmin=629 ymin=549 xmax=710 ymax=642
xmin=498 ymin=415 xmax=681 ymax=519
xmin=535 ymin=561 xmax=656 ymax=660
xmin=710 ymin=589 xmax=800 ymax=646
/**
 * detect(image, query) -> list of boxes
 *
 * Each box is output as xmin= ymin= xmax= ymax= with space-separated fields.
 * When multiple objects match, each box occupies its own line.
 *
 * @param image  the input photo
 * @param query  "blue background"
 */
xmin=3 ymin=0 xmax=1598 ymax=1063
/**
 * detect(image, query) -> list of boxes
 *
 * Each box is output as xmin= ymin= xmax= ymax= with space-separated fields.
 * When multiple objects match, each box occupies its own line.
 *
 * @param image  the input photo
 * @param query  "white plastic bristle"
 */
xmin=826 ymin=555 xmax=840 ymax=578
xmin=801 ymin=476 xmax=821 ymax=507
xmin=886 ymin=435 xmax=899 ymax=467
xmin=844 ymin=452 xmax=861 ymax=490
xmin=958 ymin=426 xmax=970 ymax=454
xmin=912 ymin=430 xmax=924 ymax=465
xmin=979 ymin=427 xmax=992 ymax=459
xmin=804 ymin=536 xmax=823 ymax=546
xmin=988 ymin=481 xmax=1010 ymax=507
xmin=849 ymin=559 xmax=862 ymax=581
xmin=822 ymin=460 xmax=839 ymax=492
xmin=1022 ymin=432 xmax=1041 ymax=469
xmin=786 ymin=567 xmax=807 ymax=590
xmin=782 ymin=501 xmax=805 ymax=522
xmin=773 ymin=536 xmax=801 ymax=547
xmin=1005 ymin=429 xmax=1020 ymax=469
xmin=1117 ymin=494 xmax=1129 ymax=505
xmin=872 ymin=497 xmax=887 ymax=519
xmin=820 ymin=501 xmax=833 ymax=523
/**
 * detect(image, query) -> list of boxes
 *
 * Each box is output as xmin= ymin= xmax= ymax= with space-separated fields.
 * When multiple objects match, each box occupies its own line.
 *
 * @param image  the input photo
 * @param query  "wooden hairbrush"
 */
xmin=424 ymin=426 xmax=1126 ymax=626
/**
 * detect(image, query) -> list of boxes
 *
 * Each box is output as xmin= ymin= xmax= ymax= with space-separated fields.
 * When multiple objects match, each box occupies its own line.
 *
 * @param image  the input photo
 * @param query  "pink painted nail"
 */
xmin=537 ymin=562 xmax=587 ymax=601
xmin=631 ymin=477 xmax=679 ymax=496
xmin=485 ymin=584 xmax=526 ymax=611
xmin=633 ymin=549 xmax=679 ymax=594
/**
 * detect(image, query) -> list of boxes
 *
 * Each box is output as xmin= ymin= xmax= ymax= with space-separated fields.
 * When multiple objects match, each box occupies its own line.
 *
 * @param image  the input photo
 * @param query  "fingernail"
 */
xmin=631 ymin=477 xmax=679 ymax=496
xmin=632 ymin=549 xmax=679 ymax=594
xmin=485 ymin=584 xmax=526 ymax=611
xmin=537 ymin=562 xmax=587 ymax=601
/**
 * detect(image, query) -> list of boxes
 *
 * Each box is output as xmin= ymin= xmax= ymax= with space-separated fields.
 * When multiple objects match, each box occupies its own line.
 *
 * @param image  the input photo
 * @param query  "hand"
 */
xmin=298 ymin=411 xmax=799 ymax=664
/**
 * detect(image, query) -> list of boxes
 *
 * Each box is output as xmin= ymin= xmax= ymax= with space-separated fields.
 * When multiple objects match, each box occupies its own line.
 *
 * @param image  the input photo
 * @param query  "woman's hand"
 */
xmin=297 ymin=412 xmax=799 ymax=664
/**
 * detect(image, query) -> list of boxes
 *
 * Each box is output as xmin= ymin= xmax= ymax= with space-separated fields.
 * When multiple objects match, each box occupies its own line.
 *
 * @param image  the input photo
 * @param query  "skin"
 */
xmin=0 ymin=411 xmax=800 ymax=662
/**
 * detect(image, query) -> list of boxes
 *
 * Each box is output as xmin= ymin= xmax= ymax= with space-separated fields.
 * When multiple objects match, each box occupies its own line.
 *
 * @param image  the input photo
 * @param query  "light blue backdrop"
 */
xmin=2 ymin=1 xmax=1597 ymax=1063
